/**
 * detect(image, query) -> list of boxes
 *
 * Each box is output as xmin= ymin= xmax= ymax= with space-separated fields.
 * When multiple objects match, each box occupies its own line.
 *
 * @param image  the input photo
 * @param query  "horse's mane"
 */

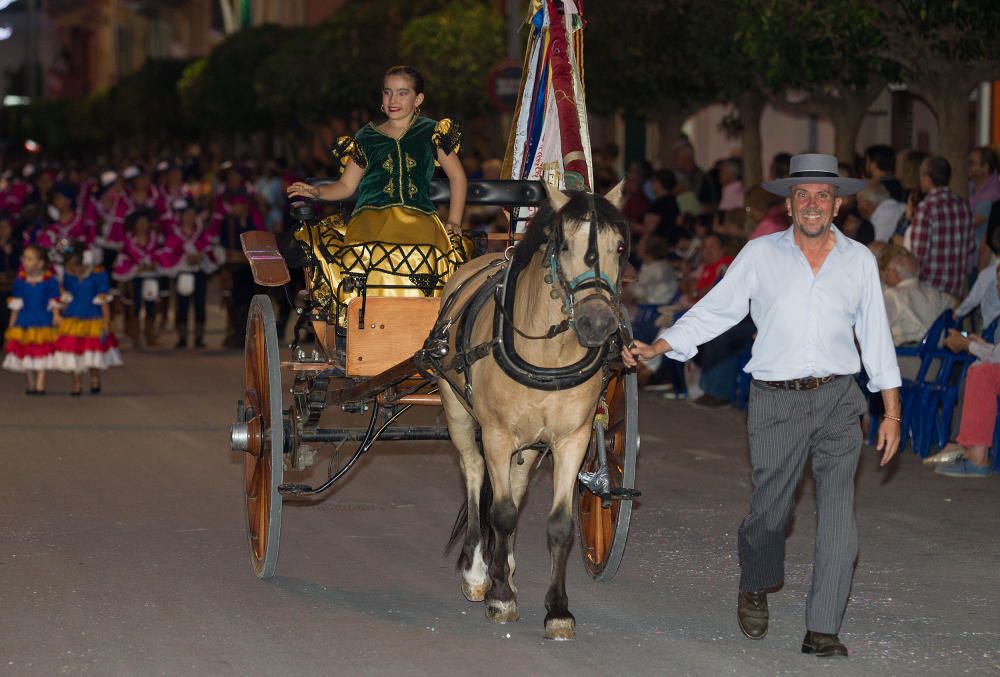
xmin=511 ymin=190 xmax=629 ymax=269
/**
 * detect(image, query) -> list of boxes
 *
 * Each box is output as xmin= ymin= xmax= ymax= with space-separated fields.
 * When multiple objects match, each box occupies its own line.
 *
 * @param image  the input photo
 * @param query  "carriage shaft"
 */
xmin=300 ymin=425 xmax=457 ymax=443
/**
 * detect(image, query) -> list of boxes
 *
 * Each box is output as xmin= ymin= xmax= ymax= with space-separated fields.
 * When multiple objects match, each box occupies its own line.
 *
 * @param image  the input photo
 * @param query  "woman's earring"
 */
xmin=416 ymin=106 xmax=421 ymax=115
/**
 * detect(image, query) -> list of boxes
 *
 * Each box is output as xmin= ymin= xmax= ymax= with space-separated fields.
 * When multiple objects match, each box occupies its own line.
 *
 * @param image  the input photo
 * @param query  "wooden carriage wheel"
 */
xmin=240 ymin=295 xmax=284 ymax=578
xmin=576 ymin=370 xmax=639 ymax=581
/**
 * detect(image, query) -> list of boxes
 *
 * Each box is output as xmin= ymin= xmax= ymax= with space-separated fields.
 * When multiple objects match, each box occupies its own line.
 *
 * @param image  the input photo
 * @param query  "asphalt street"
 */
xmin=2 ymin=322 xmax=998 ymax=676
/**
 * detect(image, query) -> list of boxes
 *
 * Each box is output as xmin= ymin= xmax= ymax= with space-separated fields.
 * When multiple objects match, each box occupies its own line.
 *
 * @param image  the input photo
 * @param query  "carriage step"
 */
xmin=599 ymin=488 xmax=642 ymax=509
xmin=278 ymin=483 xmax=314 ymax=496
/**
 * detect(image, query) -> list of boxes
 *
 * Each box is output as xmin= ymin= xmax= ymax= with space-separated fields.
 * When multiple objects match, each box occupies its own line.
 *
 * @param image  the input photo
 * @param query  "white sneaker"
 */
xmin=923 ymin=447 xmax=965 ymax=465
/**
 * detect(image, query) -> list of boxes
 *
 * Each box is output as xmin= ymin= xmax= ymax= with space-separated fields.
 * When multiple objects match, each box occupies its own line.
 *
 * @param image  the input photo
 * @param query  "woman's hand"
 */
xmin=286 ymin=182 xmax=320 ymax=200
xmin=943 ymin=328 xmax=972 ymax=353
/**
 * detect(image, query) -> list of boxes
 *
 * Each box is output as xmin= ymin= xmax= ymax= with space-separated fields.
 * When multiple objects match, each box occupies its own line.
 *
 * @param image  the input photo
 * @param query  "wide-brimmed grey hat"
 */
xmin=761 ymin=153 xmax=866 ymax=197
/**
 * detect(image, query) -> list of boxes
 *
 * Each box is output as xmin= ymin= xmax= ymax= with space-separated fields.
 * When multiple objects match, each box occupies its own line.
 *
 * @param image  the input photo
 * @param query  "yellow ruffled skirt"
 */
xmin=296 ymin=206 xmax=469 ymax=325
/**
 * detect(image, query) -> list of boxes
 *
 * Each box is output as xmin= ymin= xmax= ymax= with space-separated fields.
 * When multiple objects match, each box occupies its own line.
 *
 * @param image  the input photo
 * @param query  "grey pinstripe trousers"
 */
xmin=738 ymin=375 xmax=868 ymax=634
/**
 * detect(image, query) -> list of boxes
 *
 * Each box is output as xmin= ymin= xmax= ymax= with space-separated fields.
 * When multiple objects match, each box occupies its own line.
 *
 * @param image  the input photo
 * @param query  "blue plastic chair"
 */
xmin=919 ymin=317 xmax=1000 ymax=453
xmin=869 ymin=310 xmax=955 ymax=451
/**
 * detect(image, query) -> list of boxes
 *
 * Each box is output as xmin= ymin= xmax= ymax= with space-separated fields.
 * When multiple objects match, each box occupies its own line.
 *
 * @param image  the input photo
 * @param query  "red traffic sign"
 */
xmin=487 ymin=60 xmax=522 ymax=113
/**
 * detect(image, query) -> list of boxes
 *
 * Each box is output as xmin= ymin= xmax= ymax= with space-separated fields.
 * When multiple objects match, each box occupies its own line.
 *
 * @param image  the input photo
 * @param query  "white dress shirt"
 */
xmin=870 ymin=199 xmax=906 ymax=242
xmin=883 ymin=277 xmax=956 ymax=345
xmin=658 ymin=226 xmax=902 ymax=392
xmin=955 ymin=259 xmax=1000 ymax=329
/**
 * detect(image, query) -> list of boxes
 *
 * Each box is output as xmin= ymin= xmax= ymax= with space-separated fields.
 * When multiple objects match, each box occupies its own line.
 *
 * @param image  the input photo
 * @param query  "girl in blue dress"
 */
xmin=54 ymin=244 xmax=123 ymax=395
xmin=3 ymin=245 xmax=61 ymax=394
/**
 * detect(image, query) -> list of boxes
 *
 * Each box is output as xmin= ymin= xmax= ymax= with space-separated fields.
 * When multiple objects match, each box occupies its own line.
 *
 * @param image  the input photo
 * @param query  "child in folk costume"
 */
xmin=112 ymin=208 xmax=168 ymax=348
xmin=161 ymin=200 xmax=221 ymax=348
xmin=3 ymin=245 xmax=61 ymax=394
xmin=53 ymin=244 xmax=122 ymax=394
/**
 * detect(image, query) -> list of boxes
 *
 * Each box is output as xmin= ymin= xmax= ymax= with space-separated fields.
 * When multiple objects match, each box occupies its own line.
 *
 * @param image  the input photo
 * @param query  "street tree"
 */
xmin=400 ymin=1 xmax=505 ymax=119
xmin=586 ymin=0 xmax=724 ymax=168
xmin=736 ymin=0 xmax=894 ymax=168
xmin=873 ymin=0 xmax=1000 ymax=195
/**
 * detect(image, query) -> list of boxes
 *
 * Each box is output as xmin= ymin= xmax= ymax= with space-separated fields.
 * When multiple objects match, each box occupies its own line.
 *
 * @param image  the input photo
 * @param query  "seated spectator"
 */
xmin=642 ymin=169 xmax=680 ymax=238
xmin=744 ymin=185 xmax=788 ymax=239
xmin=857 ymin=181 xmax=905 ymax=242
xmin=955 ymin=228 xmax=1000 ymax=330
xmin=930 ymin=321 xmax=1000 ymax=477
xmin=674 ymin=174 xmax=702 ymax=217
xmin=716 ymin=158 xmax=744 ymax=211
xmin=624 ymin=236 xmax=678 ymax=308
xmin=882 ymin=247 xmax=956 ymax=345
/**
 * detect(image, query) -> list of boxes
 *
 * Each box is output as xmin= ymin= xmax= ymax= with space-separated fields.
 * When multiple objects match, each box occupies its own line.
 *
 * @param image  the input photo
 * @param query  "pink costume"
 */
xmin=159 ymin=221 xmax=223 ymax=277
xmin=111 ymin=232 xmax=169 ymax=283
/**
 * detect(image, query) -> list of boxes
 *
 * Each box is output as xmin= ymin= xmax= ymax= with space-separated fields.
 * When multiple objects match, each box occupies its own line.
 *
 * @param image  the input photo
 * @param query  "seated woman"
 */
xmin=287 ymin=65 xmax=467 ymax=323
xmin=932 ymin=317 xmax=1000 ymax=477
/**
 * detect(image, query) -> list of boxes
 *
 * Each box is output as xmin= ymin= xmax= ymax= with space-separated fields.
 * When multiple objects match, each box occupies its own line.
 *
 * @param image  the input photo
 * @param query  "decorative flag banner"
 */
xmin=502 ymin=0 xmax=593 ymax=231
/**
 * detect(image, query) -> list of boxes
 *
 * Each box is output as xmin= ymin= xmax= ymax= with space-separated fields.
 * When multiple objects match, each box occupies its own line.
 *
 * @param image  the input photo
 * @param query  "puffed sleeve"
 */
xmin=331 ymin=135 xmax=367 ymax=171
xmin=431 ymin=118 xmax=462 ymax=156
xmin=7 ymin=278 xmax=23 ymax=311
xmin=92 ymin=269 xmax=113 ymax=305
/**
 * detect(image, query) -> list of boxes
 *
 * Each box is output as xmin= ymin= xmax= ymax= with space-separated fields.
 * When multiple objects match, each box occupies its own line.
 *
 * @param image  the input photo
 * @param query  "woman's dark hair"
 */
xmin=62 ymin=242 xmax=88 ymax=267
xmin=384 ymin=65 xmax=425 ymax=95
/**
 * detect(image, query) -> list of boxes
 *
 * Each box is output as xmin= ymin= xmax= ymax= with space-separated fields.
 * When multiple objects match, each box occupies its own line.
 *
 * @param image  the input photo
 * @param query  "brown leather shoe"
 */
xmin=737 ymin=591 xmax=768 ymax=639
xmin=801 ymin=631 xmax=848 ymax=657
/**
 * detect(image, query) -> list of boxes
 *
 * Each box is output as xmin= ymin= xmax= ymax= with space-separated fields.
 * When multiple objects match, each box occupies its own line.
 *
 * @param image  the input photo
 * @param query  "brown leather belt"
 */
xmin=753 ymin=375 xmax=839 ymax=391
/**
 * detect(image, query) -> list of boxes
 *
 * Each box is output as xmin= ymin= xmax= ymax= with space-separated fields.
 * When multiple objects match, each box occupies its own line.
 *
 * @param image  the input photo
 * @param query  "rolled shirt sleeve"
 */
xmin=969 ymin=340 xmax=1000 ymax=364
xmin=855 ymin=254 xmax=903 ymax=392
xmin=657 ymin=241 xmax=756 ymax=361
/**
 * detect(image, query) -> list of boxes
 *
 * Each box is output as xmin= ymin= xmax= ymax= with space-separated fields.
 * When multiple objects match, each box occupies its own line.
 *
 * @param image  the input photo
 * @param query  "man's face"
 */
xmin=702 ymin=235 xmax=723 ymax=264
xmin=969 ymin=150 xmax=986 ymax=182
xmin=786 ymin=183 xmax=842 ymax=239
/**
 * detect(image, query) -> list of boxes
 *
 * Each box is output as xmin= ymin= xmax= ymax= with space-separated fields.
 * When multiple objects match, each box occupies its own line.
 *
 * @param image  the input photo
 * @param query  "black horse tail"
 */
xmin=446 ymin=472 xmax=494 ymax=571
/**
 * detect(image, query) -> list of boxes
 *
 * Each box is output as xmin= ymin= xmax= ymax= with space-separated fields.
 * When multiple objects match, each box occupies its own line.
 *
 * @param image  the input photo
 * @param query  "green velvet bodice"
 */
xmin=333 ymin=116 xmax=462 ymax=218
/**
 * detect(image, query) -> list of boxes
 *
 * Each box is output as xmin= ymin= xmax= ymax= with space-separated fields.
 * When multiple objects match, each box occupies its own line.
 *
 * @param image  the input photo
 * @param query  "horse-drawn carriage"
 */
xmin=228 ymin=178 xmax=640 ymax=638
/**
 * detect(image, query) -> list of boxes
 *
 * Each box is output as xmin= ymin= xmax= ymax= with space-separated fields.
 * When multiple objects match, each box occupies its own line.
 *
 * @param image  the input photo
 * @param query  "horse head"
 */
xmin=543 ymin=181 xmax=628 ymax=347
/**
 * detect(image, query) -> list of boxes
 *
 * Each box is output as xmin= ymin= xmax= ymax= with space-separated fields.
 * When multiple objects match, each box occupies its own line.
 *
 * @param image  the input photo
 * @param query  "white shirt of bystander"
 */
xmin=883 ymin=277 xmax=956 ymax=345
xmin=955 ymin=259 xmax=1000 ymax=329
xmin=870 ymin=198 xmax=906 ymax=242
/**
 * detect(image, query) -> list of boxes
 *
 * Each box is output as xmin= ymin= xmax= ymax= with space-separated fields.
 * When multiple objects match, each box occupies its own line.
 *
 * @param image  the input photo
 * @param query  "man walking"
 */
xmin=624 ymin=154 xmax=902 ymax=658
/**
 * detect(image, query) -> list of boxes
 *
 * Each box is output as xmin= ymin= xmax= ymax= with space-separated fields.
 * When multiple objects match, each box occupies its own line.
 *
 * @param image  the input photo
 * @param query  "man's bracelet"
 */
xmin=882 ymin=414 xmax=902 ymax=423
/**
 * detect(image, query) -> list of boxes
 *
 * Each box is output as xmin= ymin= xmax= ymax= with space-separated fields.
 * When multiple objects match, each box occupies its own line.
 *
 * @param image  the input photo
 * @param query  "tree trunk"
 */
xmin=923 ymin=83 xmax=975 ymax=198
xmin=652 ymin=110 xmax=691 ymax=169
xmin=736 ymin=92 xmax=765 ymax=189
xmin=830 ymin=84 xmax=884 ymax=166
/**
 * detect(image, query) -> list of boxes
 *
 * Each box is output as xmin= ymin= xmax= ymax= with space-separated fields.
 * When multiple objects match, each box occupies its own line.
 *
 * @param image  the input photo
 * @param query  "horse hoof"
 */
xmin=544 ymin=616 xmax=576 ymax=641
xmin=485 ymin=599 xmax=519 ymax=624
xmin=462 ymin=579 xmax=490 ymax=602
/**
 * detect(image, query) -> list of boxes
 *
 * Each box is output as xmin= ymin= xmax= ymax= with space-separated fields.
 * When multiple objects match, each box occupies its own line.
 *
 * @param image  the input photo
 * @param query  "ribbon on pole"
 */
xmin=502 ymin=0 xmax=593 ymax=230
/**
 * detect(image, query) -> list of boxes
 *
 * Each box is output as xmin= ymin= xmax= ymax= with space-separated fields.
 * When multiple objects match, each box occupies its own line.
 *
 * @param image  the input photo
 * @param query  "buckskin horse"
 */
xmin=423 ymin=183 xmax=629 ymax=639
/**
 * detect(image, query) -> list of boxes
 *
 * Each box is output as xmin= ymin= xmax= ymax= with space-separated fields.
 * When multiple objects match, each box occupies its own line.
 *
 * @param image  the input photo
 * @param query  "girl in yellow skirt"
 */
xmin=286 ymin=65 xmax=467 ymax=300
xmin=53 ymin=244 xmax=123 ymax=395
xmin=3 ymin=245 xmax=61 ymax=394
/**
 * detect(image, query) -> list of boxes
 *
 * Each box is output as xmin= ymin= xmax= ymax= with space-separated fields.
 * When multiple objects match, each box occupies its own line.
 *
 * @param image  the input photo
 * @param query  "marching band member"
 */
xmin=161 ymin=200 xmax=222 ymax=348
xmin=112 ymin=208 xmax=168 ymax=348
